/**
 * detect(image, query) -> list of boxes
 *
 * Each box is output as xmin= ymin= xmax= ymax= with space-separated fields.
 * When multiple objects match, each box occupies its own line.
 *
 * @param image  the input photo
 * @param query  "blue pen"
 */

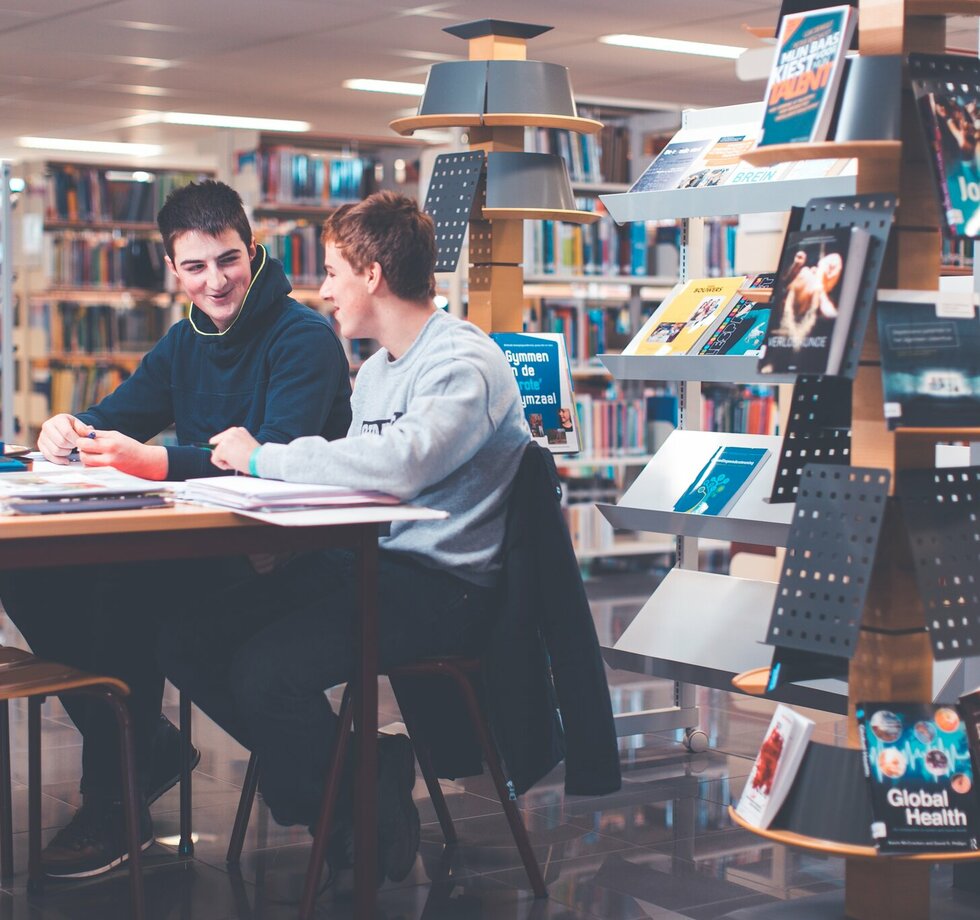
xmin=68 ymin=431 xmax=97 ymax=460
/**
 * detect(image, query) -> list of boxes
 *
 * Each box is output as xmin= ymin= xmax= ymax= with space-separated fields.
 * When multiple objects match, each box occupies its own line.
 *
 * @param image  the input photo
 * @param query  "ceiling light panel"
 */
xmin=600 ymin=34 xmax=746 ymax=60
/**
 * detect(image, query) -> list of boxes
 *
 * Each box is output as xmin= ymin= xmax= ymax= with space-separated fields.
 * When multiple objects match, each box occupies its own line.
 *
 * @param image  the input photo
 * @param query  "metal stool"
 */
xmin=0 ymin=646 xmax=144 ymax=920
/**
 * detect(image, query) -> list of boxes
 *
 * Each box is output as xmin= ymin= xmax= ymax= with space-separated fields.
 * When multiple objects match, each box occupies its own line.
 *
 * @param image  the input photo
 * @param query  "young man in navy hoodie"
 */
xmin=0 ymin=180 xmax=352 ymax=878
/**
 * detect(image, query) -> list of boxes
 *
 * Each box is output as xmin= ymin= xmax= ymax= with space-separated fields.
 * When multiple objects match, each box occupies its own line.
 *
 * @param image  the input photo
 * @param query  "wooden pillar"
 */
xmin=844 ymin=3 xmax=947 ymax=916
xmin=459 ymin=31 xmax=528 ymax=334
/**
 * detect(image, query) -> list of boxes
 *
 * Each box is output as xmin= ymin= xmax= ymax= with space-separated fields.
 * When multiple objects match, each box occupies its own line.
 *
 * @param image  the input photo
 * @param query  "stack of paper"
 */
xmin=179 ymin=476 xmax=398 ymax=512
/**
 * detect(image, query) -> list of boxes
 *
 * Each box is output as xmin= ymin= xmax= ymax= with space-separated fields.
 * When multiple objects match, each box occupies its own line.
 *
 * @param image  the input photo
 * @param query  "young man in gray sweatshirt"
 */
xmin=158 ymin=191 xmax=529 ymax=882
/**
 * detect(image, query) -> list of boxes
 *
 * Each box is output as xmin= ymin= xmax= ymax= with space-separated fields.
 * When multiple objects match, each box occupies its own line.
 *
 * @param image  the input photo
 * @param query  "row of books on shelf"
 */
xmin=737 ymin=694 xmax=980 ymax=855
xmin=46 ymin=234 xmax=167 ymax=290
xmin=526 ymin=207 xmax=678 ymax=278
xmin=524 ymin=114 xmax=631 ymax=186
xmin=563 ymin=503 xmax=617 ymax=554
xmin=254 ymin=222 xmax=323 ymax=288
xmin=43 ymin=365 xmax=129 ymax=417
xmin=32 ymin=300 xmax=169 ymax=356
xmin=526 ymin=210 xmax=736 ymax=280
xmin=701 ymin=385 xmax=777 ymax=435
xmin=573 ymin=393 xmax=647 ymax=457
xmin=540 ymin=303 xmax=633 ymax=365
xmin=236 ymin=147 xmax=378 ymax=207
xmin=45 ymin=165 xmax=206 ymax=224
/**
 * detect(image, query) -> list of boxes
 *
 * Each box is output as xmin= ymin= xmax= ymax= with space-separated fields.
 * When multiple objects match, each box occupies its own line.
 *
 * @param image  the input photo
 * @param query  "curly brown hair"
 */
xmin=322 ymin=191 xmax=435 ymax=301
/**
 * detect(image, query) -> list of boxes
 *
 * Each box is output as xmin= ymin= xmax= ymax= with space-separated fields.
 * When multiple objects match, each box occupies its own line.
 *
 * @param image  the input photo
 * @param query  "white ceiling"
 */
xmin=0 ymin=1 xmax=977 ymax=164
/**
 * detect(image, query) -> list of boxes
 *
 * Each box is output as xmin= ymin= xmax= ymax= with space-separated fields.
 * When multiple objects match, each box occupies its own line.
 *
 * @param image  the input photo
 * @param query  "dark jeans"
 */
xmin=157 ymin=548 xmax=494 ymax=828
xmin=0 ymin=556 xmax=259 ymax=800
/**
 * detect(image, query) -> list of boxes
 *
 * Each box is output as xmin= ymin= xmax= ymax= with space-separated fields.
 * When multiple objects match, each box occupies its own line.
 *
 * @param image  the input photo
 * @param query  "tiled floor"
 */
xmin=0 ymin=569 xmax=979 ymax=919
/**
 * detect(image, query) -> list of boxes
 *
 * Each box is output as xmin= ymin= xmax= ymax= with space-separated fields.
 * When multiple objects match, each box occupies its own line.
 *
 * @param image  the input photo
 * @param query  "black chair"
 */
xmin=0 ymin=646 xmax=144 ymax=920
xmin=225 ymin=657 xmax=546 ymax=913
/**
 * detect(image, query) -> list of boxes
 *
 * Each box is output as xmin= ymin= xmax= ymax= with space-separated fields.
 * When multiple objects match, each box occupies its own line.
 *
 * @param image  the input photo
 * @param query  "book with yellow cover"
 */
xmin=624 ymin=277 xmax=746 ymax=356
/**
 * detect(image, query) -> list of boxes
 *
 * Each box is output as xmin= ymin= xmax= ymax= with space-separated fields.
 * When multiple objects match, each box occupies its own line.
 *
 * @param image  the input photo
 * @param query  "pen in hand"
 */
xmin=68 ymin=430 xmax=97 ymax=461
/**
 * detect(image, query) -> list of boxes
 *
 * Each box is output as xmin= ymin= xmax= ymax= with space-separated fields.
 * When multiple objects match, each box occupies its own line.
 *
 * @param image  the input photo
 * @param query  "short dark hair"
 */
xmin=157 ymin=179 xmax=253 ymax=260
xmin=322 ymin=191 xmax=435 ymax=301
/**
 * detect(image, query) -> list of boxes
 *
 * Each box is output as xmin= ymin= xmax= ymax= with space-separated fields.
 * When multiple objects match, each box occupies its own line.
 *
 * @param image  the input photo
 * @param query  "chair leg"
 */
xmin=399 ymin=708 xmax=456 ymax=845
xmin=27 ymin=697 xmax=42 ymax=894
xmin=227 ymin=753 xmax=259 ymax=865
xmin=0 ymin=700 xmax=13 ymax=882
xmin=451 ymin=671 xmax=547 ymax=898
xmin=300 ymin=685 xmax=354 ymax=920
xmin=178 ymin=691 xmax=193 ymax=857
xmin=92 ymin=687 xmax=146 ymax=920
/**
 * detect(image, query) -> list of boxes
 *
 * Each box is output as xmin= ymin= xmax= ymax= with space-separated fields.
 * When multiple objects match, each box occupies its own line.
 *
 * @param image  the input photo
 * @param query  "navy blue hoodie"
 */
xmin=77 ymin=245 xmax=352 ymax=480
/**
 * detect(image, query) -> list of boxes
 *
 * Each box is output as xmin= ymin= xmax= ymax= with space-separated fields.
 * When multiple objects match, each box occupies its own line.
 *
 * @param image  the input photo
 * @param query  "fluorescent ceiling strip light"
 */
xmin=600 ymin=34 xmax=746 ymax=60
xmin=343 ymin=78 xmax=425 ymax=96
xmin=160 ymin=112 xmax=310 ymax=131
xmin=17 ymin=136 xmax=163 ymax=156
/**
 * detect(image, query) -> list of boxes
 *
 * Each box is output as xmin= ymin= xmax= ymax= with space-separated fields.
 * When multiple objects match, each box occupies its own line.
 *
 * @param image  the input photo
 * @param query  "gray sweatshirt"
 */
xmin=255 ymin=310 xmax=530 ymax=585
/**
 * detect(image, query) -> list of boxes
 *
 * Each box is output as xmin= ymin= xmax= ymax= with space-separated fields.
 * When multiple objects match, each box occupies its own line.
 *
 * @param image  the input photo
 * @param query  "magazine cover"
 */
xmin=758 ymin=226 xmax=870 ymax=375
xmin=909 ymin=54 xmax=980 ymax=239
xmin=876 ymin=291 xmax=980 ymax=429
xmin=699 ymin=297 xmax=773 ymax=357
xmin=857 ymin=702 xmax=978 ymax=853
xmin=629 ymin=132 xmax=712 ymax=194
xmin=671 ymin=445 xmax=770 ymax=516
xmin=491 ymin=332 xmax=579 ymax=454
xmin=735 ymin=704 xmax=815 ymax=829
xmin=759 ymin=4 xmax=857 ymax=146
xmin=624 ymin=277 xmax=746 ymax=357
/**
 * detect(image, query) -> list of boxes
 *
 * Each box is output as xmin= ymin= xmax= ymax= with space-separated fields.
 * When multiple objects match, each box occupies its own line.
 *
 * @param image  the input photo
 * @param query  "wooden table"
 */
xmin=0 ymin=501 xmax=443 ymax=918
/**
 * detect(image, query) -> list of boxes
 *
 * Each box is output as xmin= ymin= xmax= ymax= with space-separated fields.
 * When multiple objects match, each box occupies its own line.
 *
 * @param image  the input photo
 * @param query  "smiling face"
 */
xmin=319 ymin=241 xmax=377 ymax=341
xmin=167 ymin=228 xmax=256 ymax=332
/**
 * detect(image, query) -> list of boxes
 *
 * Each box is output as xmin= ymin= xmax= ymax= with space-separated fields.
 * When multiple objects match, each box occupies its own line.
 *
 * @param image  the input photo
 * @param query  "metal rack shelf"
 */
xmin=598 ymin=431 xmax=793 ymax=547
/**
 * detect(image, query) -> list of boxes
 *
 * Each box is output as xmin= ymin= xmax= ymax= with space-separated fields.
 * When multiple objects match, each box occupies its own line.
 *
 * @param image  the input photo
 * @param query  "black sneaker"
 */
xmin=377 ymin=734 xmax=420 ymax=883
xmin=42 ymin=799 xmax=153 ymax=879
xmin=145 ymin=715 xmax=201 ymax=805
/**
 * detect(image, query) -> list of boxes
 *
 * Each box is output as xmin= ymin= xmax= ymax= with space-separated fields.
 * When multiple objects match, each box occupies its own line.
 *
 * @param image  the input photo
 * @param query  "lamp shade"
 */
xmin=485 ymin=61 xmax=576 ymax=117
xmin=484 ymin=152 xmax=599 ymax=224
xmin=418 ymin=61 xmax=488 ymax=117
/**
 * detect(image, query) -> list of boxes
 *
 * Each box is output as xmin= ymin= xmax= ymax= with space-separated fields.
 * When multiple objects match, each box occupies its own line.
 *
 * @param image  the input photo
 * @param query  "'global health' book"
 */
xmin=856 ymin=702 xmax=978 ymax=853
xmin=735 ymin=704 xmax=815 ymax=829
xmin=876 ymin=290 xmax=980 ymax=430
xmin=623 ymin=276 xmax=746 ymax=357
xmin=759 ymin=4 xmax=857 ymax=146
xmin=491 ymin=332 xmax=579 ymax=454
xmin=672 ymin=445 xmax=770 ymax=517
xmin=758 ymin=225 xmax=870 ymax=375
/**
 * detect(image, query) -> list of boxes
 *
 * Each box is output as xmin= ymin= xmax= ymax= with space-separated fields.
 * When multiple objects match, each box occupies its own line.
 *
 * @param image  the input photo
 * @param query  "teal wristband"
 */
xmin=248 ymin=446 xmax=262 ymax=478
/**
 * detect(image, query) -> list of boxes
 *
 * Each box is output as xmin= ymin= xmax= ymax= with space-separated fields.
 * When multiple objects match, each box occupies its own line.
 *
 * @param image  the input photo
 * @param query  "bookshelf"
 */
xmin=1 ymin=161 xmax=13 ymax=443
xmin=232 ymin=131 xmax=423 ymax=373
xmin=12 ymin=163 xmax=214 ymax=434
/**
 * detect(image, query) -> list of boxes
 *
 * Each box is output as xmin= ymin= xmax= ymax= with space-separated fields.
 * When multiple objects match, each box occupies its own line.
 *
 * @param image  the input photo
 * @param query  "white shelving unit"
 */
xmin=592 ymin=101 xmax=863 ymax=744
xmin=595 ymin=101 xmax=965 ymax=742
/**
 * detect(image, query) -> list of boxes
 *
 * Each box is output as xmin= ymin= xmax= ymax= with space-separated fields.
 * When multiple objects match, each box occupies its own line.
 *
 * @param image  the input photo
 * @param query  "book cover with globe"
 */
xmin=856 ymin=702 xmax=979 ymax=853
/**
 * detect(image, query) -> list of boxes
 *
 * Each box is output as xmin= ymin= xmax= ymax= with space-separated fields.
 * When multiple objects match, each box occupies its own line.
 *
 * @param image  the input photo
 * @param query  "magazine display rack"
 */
xmin=897 ymin=466 xmax=980 ymax=660
xmin=770 ymin=376 xmax=852 ymax=503
xmin=600 ymin=2 xmax=980 ymax=915
xmin=735 ymin=3 xmax=980 ymax=918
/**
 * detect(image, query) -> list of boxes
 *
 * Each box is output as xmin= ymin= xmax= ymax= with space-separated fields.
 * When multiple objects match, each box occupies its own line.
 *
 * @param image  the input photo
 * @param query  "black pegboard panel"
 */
xmin=897 ymin=466 xmax=980 ymax=661
xmin=423 ymin=151 xmax=485 ymax=273
xmin=770 ymin=375 xmax=852 ymax=503
xmin=766 ymin=463 xmax=891 ymax=660
xmin=799 ymin=193 xmax=897 ymax=378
